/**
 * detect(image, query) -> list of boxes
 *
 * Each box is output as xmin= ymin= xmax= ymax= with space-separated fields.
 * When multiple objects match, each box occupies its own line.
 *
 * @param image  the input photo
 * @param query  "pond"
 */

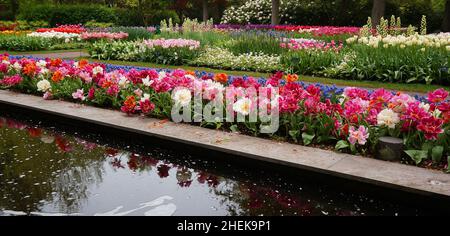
xmin=0 ymin=112 xmax=433 ymax=216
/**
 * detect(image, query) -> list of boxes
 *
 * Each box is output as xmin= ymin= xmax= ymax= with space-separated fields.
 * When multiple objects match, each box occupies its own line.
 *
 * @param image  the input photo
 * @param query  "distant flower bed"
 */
xmin=1 ymin=54 xmax=449 ymax=172
xmin=36 ymin=24 xmax=86 ymax=34
xmin=143 ymin=38 xmax=200 ymax=50
xmin=214 ymin=24 xmax=360 ymax=36
xmin=27 ymin=31 xmax=81 ymax=42
xmin=81 ymin=32 xmax=128 ymax=41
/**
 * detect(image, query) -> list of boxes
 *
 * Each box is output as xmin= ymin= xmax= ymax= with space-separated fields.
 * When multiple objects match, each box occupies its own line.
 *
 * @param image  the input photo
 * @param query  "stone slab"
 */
xmin=0 ymin=90 xmax=449 ymax=199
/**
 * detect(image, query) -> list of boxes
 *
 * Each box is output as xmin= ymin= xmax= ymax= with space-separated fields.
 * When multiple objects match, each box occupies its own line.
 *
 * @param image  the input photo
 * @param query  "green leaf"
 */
xmin=405 ymin=150 xmax=429 ymax=165
xmin=302 ymin=133 xmax=315 ymax=146
xmin=335 ymin=140 xmax=349 ymax=150
xmin=289 ymin=130 xmax=299 ymax=143
xmin=230 ymin=125 xmax=239 ymax=132
xmin=431 ymin=146 xmax=444 ymax=163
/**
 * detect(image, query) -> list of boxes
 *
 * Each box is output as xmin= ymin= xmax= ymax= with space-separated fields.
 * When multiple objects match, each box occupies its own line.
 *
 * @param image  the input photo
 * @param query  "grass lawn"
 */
xmin=84 ymin=58 xmax=449 ymax=94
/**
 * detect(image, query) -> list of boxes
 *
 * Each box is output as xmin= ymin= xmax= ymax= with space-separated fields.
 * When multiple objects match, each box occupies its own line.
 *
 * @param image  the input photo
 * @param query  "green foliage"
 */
xmin=0 ymin=34 xmax=52 ymax=51
xmin=84 ymin=21 xmax=114 ymax=28
xmin=18 ymin=4 xmax=117 ymax=26
xmin=327 ymin=44 xmax=449 ymax=85
xmin=89 ymin=40 xmax=199 ymax=65
xmin=225 ymin=32 xmax=284 ymax=55
xmin=281 ymin=50 xmax=344 ymax=76
xmin=190 ymin=47 xmax=281 ymax=72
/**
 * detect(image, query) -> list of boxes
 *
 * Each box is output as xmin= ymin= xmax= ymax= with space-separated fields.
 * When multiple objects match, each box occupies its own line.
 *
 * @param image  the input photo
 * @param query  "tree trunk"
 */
xmin=271 ymin=0 xmax=280 ymax=25
xmin=339 ymin=0 xmax=350 ymax=26
xmin=10 ymin=0 xmax=19 ymax=19
xmin=202 ymin=0 xmax=209 ymax=22
xmin=371 ymin=0 xmax=386 ymax=27
xmin=443 ymin=0 xmax=450 ymax=32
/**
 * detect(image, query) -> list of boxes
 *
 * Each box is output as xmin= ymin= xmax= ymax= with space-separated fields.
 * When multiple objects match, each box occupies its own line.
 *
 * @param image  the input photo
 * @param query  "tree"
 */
xmin=271 ymin=0 xmax=279 ymax=25
xmin=202 ymin=0 xmax=208 ymax=22
xmin=371 ymin=0 xmax=386 ymax=27
xmin=443 ymin=0 xmax=450 ymax=32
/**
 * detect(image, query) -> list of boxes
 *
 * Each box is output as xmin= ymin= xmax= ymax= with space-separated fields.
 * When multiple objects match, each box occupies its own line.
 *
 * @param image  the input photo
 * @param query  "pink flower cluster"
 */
xmin=143 ymin=38 xmax=200 ymax=49
xmin=274 ymin=26 xmax=360 ymax=36
xmin=281 ymin=39 xmax=343 ymax=52
xmin=0 ymin=74 xmax=22 ymax=87
xmin=81 ymin=32 xmax=128 ymax=40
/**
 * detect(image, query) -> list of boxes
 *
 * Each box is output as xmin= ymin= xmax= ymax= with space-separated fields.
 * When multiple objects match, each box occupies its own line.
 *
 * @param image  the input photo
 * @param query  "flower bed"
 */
xmin=27 ymin=31 xmax=81 ymax=42
xmin=35 ymin=24 xmax=86 ymax=34
xmin=1 ymin=54 xmax=449 ymax=172
xmin=90 ymin=39 xmax=201 ymax=65
xmin=81 ymin=32 xmax=129 ymax=41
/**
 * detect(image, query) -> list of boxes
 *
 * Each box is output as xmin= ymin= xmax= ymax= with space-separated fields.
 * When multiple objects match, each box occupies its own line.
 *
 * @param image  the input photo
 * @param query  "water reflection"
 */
xmin=0 ymin=114 xmax=426 ymax=216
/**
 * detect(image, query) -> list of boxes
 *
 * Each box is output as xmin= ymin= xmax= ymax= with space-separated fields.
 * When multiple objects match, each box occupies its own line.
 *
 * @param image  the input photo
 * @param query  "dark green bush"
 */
xmin=115 ymin=9 xmax=180 ymax=26
xmin=18 ymin=4 xmax=117 ymax=26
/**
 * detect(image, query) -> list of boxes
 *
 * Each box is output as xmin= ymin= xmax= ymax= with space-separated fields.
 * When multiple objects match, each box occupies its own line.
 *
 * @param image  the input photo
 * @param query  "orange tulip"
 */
xmin=214 ymin=73 xmax=228 ymax=84
xmin=285 ymin=74 xmax=298 ymax=83
xmin=51 ymin=70 xmax=64 ymax=83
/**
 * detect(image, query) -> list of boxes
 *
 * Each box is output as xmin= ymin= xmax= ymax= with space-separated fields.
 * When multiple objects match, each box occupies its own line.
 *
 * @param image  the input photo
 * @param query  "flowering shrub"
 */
xmin=190 ymin=47 xmax=281 ymax=72
xmin=1 ymin=55 xmax=449 ymax=172
xmin=81 ymin=32 xmax=129 ymax=41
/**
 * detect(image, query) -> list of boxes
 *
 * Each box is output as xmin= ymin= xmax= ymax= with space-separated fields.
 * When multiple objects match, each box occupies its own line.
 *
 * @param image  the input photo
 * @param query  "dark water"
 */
xmin=0 ymin=113 xmax=431 ymax=216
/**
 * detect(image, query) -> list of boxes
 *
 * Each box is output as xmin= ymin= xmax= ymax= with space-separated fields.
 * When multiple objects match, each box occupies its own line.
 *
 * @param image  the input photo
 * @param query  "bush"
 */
xmin=0 ymin=34 xmax=53 ymax=51
xmin=115 ymin=9 xmax=180 ymax=26
xmin=84 ymin=21 xmax=114 ymax=28
xmin=281 ymin=50 xmax=344 ymax=75
xmin=18 ymin=4 xmax=117 ymax=26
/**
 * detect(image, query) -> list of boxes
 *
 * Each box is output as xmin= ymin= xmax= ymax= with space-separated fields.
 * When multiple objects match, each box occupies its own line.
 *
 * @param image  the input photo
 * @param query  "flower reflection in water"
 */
xmin=0 ymin=115 xmax=426 ymax=215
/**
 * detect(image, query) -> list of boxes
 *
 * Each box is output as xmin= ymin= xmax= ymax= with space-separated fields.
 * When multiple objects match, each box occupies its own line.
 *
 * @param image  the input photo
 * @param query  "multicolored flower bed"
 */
xmin=1 ymin=54 xmax=449 ymax=172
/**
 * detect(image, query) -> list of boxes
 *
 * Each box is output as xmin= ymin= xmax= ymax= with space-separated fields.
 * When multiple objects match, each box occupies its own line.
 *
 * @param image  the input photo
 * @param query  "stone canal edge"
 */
xmin=0 ymin=89 xmax=449 ymax=200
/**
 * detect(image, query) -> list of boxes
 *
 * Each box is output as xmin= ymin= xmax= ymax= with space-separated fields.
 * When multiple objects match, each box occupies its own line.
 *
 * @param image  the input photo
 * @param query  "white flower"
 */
xmin=142 ymin=76 xmax=153 ymax=87
xmin=1 ymin=60 xmax=10 ymax=65
xmin=13 ymin=62 xmax=22 ymax=71
xmin=118 ymin=76 xmax=129 ymax=88
xmin=172 ymin=88 xmax=192 ymax=106
xmin=377 ymin=108 xmax=400 ymax=129
xmin=37 ymin=60 xmax=47 ymax=68
xmin=92 ymin=66 xmax=103 ymax=75
xmin=37 ymin=79 xmax=51 ymax=92
xmin=419 ymin=102 xmax=430 ymax=112
xmin=140 ymin=93 xmax=150 ymax=102
xmin=233 ymin=97 xmax=252 ymax=116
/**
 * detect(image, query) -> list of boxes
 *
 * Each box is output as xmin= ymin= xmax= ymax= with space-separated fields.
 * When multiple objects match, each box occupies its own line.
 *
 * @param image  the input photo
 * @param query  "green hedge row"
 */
xmin=17 ymin=4 xmax=179 ymax=27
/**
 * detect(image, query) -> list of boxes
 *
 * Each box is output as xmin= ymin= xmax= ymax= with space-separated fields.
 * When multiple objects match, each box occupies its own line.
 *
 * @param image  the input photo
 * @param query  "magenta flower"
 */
xmin=417 ymin=116 xmax=444 ymax=140
xmin=0 ymin=75 xmax=22 ymax=87
xmin=348 ymin=125 xmax=369 ymax=145
xmin=428 ymin=88 xmax=448 ymax=103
